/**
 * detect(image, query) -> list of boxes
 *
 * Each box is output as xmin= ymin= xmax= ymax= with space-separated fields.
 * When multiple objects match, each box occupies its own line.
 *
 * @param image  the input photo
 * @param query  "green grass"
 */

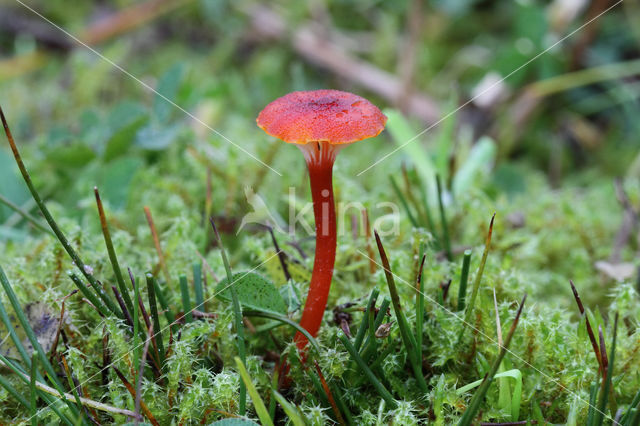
xmin=1 ymin=1 xmax=639 ymax=424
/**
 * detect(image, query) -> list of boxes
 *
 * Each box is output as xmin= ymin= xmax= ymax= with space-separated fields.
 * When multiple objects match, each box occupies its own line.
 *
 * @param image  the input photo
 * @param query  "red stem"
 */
xmin=295 ymin=159 xmax=336 ymax=350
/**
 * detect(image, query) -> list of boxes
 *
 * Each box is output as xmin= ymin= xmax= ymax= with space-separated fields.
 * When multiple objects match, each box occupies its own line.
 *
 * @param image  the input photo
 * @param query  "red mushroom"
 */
xmin=257 ymin=90 xmax=387 ymax=349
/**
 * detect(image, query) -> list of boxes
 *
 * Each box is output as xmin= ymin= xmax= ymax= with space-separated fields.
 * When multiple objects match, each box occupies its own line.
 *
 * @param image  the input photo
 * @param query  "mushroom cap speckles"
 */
xmin=256 ymin=90 xmax=387 ymax=145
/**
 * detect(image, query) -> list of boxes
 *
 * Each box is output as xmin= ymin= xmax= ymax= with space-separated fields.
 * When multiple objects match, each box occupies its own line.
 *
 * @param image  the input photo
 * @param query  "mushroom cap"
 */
xmin=256 ymin=90 xmax=387 ymax=145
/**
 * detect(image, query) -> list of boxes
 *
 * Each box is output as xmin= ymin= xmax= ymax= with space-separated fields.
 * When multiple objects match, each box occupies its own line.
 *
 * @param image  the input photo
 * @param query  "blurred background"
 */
xmin=0 ymin=0 xmax=639 ymax=305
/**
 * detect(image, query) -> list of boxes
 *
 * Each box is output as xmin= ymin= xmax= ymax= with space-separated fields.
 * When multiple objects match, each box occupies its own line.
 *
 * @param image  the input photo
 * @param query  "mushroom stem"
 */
xmin=295 ymin=142 xmax=340 ymax=349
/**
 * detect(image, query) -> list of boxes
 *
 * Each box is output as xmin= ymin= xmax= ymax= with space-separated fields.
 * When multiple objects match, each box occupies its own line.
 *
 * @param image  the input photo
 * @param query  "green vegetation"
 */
xmin=1 ymin=0 xmax=639 ymax=424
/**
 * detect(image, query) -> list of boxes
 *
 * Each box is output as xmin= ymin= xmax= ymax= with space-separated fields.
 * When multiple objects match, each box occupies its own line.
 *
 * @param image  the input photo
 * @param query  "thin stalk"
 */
xmin=210 ymin=217 xmax=246 ymax=416
xmin=593 ymin=313 xmax=618 ymax=425
xmin=133 ymin=273 xmax=141 ymax=374
xmin=457 ymin=250 xmax=472 ymax=311
xmin=268 ymin=366 xmax=279 ymax=422
xmin=569 ymin=280 xmax=603 ymax=373
xmin=459 ymin=214 xmax=495 ymax=342
xmin=193 ymin=262 xmax=204 ymax=312
xmin=179 ymin=275 xmax=193 ymax=323
xmin=354 ymin=289 xmax=379 ymax=351
xmin=272 ymin=390 xmax=306 ymax=426
xmin=152 ymin=277 xmax=176 ymax=332
xmin=244 ymin=310 xmax=322 ymax=355
xmin=30 ymin=352 xmax=38 ymax=426
xmin=95 ymin=187 xmax=134 ymax=316
xmin=68 ymin=273 xmax=116 ymax=318
xmin=0 ymin=107 xmax=123 ymax=320
xmin=414 ymin=173 xmax=437 ymax=240
xmin=60 ymin=355 xmax=85 ymax=420
xmin=314 ymin=361 xmax=347 ymax=426
xmin=374 ymin=231 xmax=427 ymax=392
xmin=234 ymin=357 xmax=274 ymax=426
xmin=401 ymin=165 xmax=430 ymax=227
xmin=112 ymin=285 xmax=134 ymax=330
xmin=435 ymin=175 xmax=452 ymax=261
xmin=112 ymin=367 xmax=159 ymax=425
xmin=295 ymin=156 xmax=337 ymax=349
xmin=0 ymin=192 xmax=53 ymax=235
xmin=619 ymin=388 xmax=640 ymax=424
xmin=146 ymin=273 xmax=165 ymax=366
xmin=267 ymin=226 xmax=291 ymax=282
xmin=338 ymin=333 xmax=396 ymax=408
xmin=458 ymin=294 xmax=527 ymax=426
xmin=389 ymin=175 xmax=419 ymax=227
xmin=415 ymin=254 xmax=426 ymax=368
xmin=586 ymin=383 xmax=598 ymax=426
xmin=144 ymin=206 xmax=170 ymax=285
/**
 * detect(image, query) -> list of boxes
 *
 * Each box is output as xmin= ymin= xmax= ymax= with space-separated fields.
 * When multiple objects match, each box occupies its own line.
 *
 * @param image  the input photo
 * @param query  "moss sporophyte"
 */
xmin=257 ymin=90 xmax=387 ymax=350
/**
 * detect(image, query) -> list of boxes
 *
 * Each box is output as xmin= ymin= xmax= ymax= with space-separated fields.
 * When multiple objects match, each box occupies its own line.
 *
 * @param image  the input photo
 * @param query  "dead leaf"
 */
xmin=0 ymin=302 xmax=61 ymax=359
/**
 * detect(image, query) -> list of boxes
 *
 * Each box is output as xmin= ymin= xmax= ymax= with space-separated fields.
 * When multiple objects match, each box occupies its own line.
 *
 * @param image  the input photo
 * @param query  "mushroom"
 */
xmin=257 ymin=90 xmax=387 ymax=349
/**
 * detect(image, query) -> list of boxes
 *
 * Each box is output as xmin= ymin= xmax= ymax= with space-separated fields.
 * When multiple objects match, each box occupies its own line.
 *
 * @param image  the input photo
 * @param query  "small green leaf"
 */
xmin=98 ymin=157 xmax=143 ymax=209
xmin=45 ymin=142 xmax=96 ymax=167
xmin=103 ymin=115 xmax=147 ymax=161
xmin=154 ymin=64 xmax=185 ymax=122
xmin=216 ymin=272 xmax=287 ymax=315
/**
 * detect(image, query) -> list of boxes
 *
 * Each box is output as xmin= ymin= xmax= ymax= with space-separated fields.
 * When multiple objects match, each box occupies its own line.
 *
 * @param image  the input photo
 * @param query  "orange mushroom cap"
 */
xmin=256 ymin=90 xmax=387 ymax=145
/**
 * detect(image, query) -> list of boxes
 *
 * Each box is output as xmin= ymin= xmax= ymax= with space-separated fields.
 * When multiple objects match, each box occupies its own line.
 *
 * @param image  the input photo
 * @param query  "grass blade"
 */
xmin=459 ymin=214 xmax=495 ymax=342
xmin=314 ymin=361 xmax=347 ymax=426
xmin=179 ymin=274 xmax=193 ymax=323
xmin=374 ymin=231 xmax=427 ymax=392
xmin=570 ymin=280 xmax=603 ymax=373
xmin=593 ymin=313 xmax=618 ymax=425
xmin=354 ymin=289 xmax=379 ymax=351
xmin=94 ymin=187 xmax=134 ymax=316
xmin=132 ymin=272 xmax=141 ymax=374
xmin=146 ymin=273 xmax=165 ymax=366
xmin=210 ymin=217 xmax=246 ymax=415
xmin=389 ymin=175 xmax=419 ymax=227
xmin=457 ymin=250 xmax=472 ymax=311
xmin=152 ymin=277 xmax=176 ymax=331
xmin=144 ymin=206 xmax=170 ymax=284
xmin=193 ymin=262 xmax=204 ymax=312
xmin=272 ymin=390 xmax=306 ymax=426
xmin=458 ymin=294 xmax=526 ymax=426
xmin=415 ymin=254 xmax=426 ymax=367
xmin=337 ymin=332 xmax=396 ymax=408
xmin=234 ymin=356 xmax=274 ymax=426
xmin=435 ymin=175 xmax=452 ymax=261
xmin=414 ymin=172 xmax=437 ymax=240
xmin=30 ymin=351 xmax=38 ymax=426
xmin=68 ymin=272 xmax=117 ymax=318
xmin=0 ymin=106 xmax=123 ymax=320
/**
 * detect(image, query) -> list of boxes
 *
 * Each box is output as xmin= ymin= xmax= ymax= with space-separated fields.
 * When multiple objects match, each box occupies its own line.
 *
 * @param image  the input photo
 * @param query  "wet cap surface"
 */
xmin=257 ymin=90 xmax=387 ymax=144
